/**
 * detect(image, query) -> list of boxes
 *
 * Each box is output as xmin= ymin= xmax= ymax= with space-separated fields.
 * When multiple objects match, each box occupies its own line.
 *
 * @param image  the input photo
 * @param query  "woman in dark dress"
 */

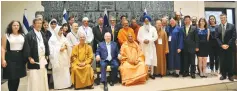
xmin=208 ymin=15 xmax=220 ymax=76
xmin=62 ymin=23 xmax=69 ymax=37
xmin=1 ymin=21 xmax=28 ymax=91
xmin=197 ymin=18 xmax=210 ymax=78
xmin=41 ymin=20 xmax=53 ymax=87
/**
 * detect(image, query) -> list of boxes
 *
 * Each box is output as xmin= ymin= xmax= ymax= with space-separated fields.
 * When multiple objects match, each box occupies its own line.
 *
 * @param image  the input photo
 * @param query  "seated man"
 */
xmin=119 ymin=33 xmax=148 ymax=86
xmin=70 ymin=34 xmax=94 ymax=89
xmin=96 ymin=32 xmax=119 ymax=90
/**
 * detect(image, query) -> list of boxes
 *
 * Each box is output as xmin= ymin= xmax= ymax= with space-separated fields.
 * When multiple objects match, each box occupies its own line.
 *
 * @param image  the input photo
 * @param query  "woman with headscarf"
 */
xmin=48 ymin=26 xmax=72 ymax=89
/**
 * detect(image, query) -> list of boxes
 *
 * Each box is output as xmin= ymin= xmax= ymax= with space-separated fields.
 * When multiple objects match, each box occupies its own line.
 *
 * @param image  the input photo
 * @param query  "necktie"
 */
xmin=222 ymin=24 xmax=225 ymax=42
xmin=186 ymin=27 xmax=189 ymax=35
xmin=100 ymin=26 xmax=102 ymax=33
xmin=112 ymin=26 xmax=115 ymax=35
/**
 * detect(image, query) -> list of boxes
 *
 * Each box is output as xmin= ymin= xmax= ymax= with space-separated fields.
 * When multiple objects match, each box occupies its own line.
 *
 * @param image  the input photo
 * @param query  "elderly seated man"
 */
xmin=119 ymin=33 xmax=148 ymax=86
xmin=96 ymin=32 xmax=119 ymax=91
xmin=70 ymin=33 xmax=94 ymax=90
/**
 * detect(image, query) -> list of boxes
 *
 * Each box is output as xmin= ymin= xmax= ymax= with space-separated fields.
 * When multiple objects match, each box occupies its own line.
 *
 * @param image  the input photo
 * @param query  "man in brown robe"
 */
xmin=154 ymin=20 xmax=169 ymax=77
xmin=130 ymin=18 xmax=140 ymax=43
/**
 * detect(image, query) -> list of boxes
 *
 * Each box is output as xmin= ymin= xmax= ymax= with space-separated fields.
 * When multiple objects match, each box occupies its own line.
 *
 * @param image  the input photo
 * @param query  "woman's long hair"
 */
xmin=6 ymin=20 xmax=24 ymax=35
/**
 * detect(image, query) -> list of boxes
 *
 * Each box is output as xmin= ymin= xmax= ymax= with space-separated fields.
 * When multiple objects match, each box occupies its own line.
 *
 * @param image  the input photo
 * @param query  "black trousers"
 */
xmin=8 ymin=78 xmax=20 ymax=91
xmin=209 ymin=46 xmax=220 ymax=71
xmin=220 ymin=49 xmax=234 ymax=77
xmin=183 ymin=52 xmax=196 ymax=74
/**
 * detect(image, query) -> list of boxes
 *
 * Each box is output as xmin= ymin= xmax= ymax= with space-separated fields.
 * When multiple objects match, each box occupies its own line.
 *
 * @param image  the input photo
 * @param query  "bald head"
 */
xmin=175 ymin=12 xmax=181 ymax=20
xmin=79 ymin=33 xmax=86 ymax=44
xmin=131 ymin=19 xmax=137 ymax=26
xmin=162 ymin=17 xmax=168 ymax=26
xmin=72 ymin=23 xmax=78 ymax=32
xmin=123 ymin=20 xmax=129 ymax=29
xmin=127 ymin=33 xmax=134 ymax=43
xmin=104 ymin=32 xmax=111 ymax=43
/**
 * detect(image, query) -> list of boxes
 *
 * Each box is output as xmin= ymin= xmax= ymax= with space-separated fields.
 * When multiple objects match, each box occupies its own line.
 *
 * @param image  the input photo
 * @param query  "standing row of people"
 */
xmin=1 ymin=12 xmax=236 ymax=91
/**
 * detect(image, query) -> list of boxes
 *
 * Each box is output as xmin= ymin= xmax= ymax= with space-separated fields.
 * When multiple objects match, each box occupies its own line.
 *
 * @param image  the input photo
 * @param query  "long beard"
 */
xmin=144 ymin=24 xmax=150 ymax=31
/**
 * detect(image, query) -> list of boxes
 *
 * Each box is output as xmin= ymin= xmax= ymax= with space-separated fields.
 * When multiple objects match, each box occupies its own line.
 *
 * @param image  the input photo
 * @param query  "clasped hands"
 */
xmin=221 ymin=44 xmax=229 ymax=50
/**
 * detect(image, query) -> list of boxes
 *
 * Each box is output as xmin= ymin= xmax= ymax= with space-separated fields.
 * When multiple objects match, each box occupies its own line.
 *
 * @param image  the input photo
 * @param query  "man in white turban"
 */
xmin=137 ymin=15 xmax=158 ymax=79
xmin=78 ymin=17 xmax=94 ymax=46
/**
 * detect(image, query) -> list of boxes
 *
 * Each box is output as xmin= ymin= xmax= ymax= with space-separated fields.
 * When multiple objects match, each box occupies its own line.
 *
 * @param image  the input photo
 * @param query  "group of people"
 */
xmin=1 ymin=11 xmax=237 ymax=91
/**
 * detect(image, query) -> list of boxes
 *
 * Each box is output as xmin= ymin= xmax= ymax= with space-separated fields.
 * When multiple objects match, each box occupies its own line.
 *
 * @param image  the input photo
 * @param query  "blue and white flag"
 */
xmin=23 ymin=9 xmax=30 ymax=33
xmin=62 ymin=8 xmax=68 ymax=25
xmin=103 ymin=8 xmax=109 ymax=27
xmin=143 ymin=8 xmax=147 ymax=16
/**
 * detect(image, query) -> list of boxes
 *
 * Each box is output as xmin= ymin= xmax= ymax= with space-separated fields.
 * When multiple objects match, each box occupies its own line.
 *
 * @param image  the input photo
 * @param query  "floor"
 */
xmin=1 ymin=72 xmax=236 ymax=91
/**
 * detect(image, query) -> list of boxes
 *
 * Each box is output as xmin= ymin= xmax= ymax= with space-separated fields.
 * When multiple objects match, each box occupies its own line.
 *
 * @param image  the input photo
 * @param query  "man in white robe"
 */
xmin=48 ymin=26 xmax=72 ymax=89
xmin=78 ymin=17 xmax=94 ymax=45
xmin=66 ymin=23 xmax=80 ymax=49
xmin=137 ymin=15 xmax=158 ymax=79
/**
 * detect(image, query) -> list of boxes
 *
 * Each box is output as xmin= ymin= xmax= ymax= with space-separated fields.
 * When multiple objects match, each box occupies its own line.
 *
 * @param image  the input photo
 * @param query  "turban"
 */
xmin=142 ymin=15 xmax=152 ymax=22
xmin=82 ymin=17 xmax=89 ymax=21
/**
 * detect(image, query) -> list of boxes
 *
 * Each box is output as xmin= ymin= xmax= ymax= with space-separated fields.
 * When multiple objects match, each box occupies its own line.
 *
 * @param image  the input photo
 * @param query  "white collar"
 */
xmin=34 ymin=28 xmax=40 ymax=33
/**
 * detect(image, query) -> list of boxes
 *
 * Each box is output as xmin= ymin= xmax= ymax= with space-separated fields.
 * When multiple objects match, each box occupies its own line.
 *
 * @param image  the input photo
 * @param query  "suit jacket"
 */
xmin=25 ymin=30 xmax=50 ymax=69
xmin=216 ymin=23 xmax=236 ymax=51
xmin=92 ymin=25 xmax=110 ymax=52
xmin=182 ymin=26 xmax=199 ymax=53
xmin=107 ymin=25 xmax=120 ymax=45
xmin=96 ymin=41 xmax=119 ymax=61
xmin=176 ymin=19 xmax=185 ymax=27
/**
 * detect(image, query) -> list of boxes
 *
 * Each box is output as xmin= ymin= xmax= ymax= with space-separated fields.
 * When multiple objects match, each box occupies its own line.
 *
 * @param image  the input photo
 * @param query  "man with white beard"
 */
xmin=137 ymin=15 xmax=158 ymax=79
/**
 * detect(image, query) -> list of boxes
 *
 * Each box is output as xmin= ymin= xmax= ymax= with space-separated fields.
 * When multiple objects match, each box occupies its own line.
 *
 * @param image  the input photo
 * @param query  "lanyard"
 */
xmin=71 ymin=31 xmax=79 ymax=41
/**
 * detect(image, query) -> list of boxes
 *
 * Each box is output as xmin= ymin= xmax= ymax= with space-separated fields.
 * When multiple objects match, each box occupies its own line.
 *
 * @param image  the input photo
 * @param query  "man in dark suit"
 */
xmin=107 ymin=16 xmax=121 ymax=47
xmin=96 ymin=32 xmax=119 ymax=91
xmin=181 ymin=15 xmax=199 ymax=78
xmin=174 ymin=11 xmax=184 ymax=27
xmin=92 ymin=17 xmax=110 ymax=53
xmin=67 ymin=16 xmax=75 ymax=33
xmin=216 ymin=14 xmax=236 ymax=81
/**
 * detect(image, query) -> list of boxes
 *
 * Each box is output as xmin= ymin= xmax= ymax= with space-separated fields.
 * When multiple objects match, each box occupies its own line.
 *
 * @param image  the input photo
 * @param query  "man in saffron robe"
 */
xmin=117 ymin=20 xmax=136 ymax=46
xmin=70 ymin=33 xmax=94 ymax=89
xmin=119 ymin=33 xmax=148 ymax=86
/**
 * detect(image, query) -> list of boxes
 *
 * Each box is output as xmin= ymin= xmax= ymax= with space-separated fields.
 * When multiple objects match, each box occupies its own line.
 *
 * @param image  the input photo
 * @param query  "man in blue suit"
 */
xmin=96 ymin=32 xmax=119 ymax=90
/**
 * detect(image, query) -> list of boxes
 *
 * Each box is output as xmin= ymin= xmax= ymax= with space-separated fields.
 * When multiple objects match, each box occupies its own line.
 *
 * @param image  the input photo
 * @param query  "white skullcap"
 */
xmin=82 ymin=17 xmax=89 ymax=21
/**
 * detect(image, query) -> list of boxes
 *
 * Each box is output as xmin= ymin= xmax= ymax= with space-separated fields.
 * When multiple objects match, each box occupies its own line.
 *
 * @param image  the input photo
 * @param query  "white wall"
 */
xmin=1 ymin=1 xmax=44 ymax=35
xmin=174 ymin=1 xmax=205 ymax=19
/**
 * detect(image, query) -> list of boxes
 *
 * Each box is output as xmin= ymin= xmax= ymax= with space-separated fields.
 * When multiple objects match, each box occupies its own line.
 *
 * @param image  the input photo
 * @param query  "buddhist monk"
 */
xmin=119 ymin=33 xmax=148 ymax=86
xmin=154 ymin=20 xmax=169 ymax=77
xmin=70 ymin=33 xmax=94 ymax=89
xmin=117 ymin=20 xmax=136 ymax=46
xmin=130 ymin=18 xmax=140 ymax=43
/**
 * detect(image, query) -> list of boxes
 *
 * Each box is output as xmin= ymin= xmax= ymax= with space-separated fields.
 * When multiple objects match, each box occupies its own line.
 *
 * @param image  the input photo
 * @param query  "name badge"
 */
xmin=169 ymin=36 xmax=172 ymax=41
xmin=158 ymin=39 xmax=162 ymax=44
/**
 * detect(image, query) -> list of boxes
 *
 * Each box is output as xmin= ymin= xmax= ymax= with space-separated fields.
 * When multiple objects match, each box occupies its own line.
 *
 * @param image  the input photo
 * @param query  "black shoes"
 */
xmin=149 ymin=75 xmax=156 ymax=79
xmin=104 ymin=84 xmax=108 ymax=91
xmin=173 ymin=73 xmax=179 ymax=77
xmin=228 ymin=77 xmax=234 ymax=81
xmin=220 ymin=76 xmax=226 ymax=80
xmin=109 ymin=81 xmax=114 ymax=86
xmin=182 ymin=73 xmax=189 ymax=77
xmin=191 ymin=74 xmax=196 ymax=79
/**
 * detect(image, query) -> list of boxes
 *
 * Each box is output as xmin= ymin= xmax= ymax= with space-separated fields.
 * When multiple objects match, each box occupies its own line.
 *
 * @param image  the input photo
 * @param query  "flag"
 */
xmin=62 ymin=8 xmax=68 ymax=25
xmin=103 ymin=8 xmax=109 ymax=27
xmin=180 ymin=8 xmax=183 ymax=16
xmin=143 ymin=8 xmax=147 ymax=16
xmin=23 ymin=9 xmax=30 ymax=33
